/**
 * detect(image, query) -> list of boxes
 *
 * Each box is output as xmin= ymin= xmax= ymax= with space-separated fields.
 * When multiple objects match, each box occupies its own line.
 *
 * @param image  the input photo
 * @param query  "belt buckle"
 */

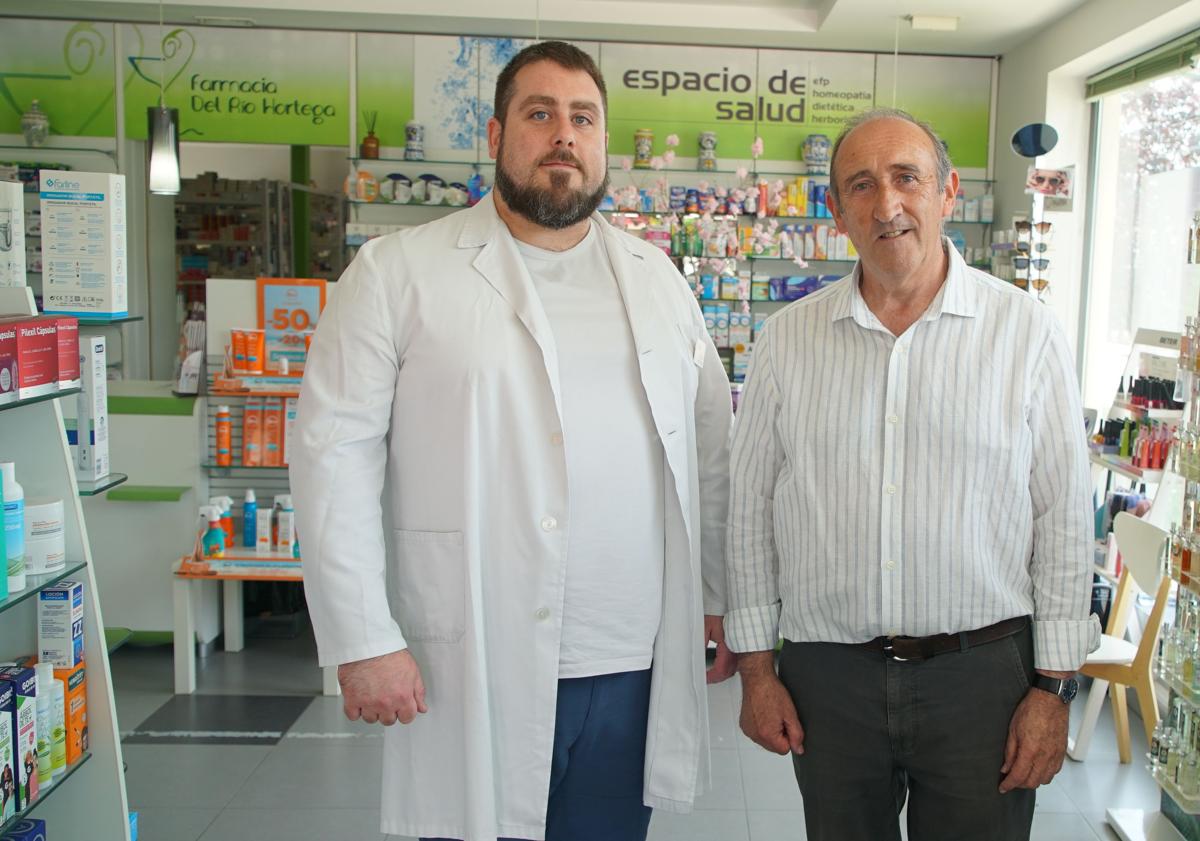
xmin=882 ymin=637 xmax=908 ymax=662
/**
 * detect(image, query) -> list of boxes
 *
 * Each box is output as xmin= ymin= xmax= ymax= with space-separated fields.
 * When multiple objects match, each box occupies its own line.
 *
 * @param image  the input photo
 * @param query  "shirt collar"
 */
xmin=831 ymin=236 xmax=979 ymax=326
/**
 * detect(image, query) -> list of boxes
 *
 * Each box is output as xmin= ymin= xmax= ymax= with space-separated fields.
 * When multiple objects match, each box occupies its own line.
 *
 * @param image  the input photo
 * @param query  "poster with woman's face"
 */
xmin=1025 ymin=167 xmax=1073 ymax=198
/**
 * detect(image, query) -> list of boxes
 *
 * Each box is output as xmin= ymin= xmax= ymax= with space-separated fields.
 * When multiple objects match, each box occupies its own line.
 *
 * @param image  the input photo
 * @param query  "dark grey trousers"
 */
xmin=777 ymin=622 xmax=1037 ymax=841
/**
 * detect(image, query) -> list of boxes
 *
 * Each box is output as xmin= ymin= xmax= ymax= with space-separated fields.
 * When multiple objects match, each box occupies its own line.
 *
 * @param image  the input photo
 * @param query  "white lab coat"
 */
xmin=290 ymin=192 xmax=732 ymax=840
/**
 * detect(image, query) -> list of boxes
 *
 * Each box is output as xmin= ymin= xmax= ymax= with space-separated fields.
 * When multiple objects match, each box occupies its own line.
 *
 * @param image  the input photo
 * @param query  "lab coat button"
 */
xmin=885 ymin=560 xmax=897 ymax=571
xmin=541 ymin=516 xmax=558 ymax=532
xmin=550 ymin=433 xmax=563 ymax=446
xmin=887 ymin=415 xmax=899 ymax=424
xmin=535 ymin=607 xmax=551 ymax=621
xmin=885 ymin=485 xmax=897 ymax=495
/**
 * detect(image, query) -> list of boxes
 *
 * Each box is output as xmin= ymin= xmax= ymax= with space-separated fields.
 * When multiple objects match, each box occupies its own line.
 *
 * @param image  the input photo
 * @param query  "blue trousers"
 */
xmin=422 ymin=668 xmax=653 ymax=841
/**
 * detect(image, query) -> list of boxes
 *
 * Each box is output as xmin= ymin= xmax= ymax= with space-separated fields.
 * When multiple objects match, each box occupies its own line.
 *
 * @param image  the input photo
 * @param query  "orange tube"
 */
xmin=245 ymin=329 xmax=265 ymax=376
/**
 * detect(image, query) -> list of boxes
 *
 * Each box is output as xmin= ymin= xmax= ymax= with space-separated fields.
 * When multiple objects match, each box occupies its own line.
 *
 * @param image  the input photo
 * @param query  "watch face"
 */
xmin=1061 ymin=678 xmax=1079 ymax=703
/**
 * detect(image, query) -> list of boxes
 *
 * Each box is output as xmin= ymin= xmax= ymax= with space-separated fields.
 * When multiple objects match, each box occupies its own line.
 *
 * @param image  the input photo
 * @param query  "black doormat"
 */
xmin=123 ymin=694 xmax=314 ymax=745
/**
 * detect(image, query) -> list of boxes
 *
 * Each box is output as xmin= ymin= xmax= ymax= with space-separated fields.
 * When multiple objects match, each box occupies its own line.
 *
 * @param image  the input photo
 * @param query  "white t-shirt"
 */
xmin=515 ymin=221 xmax=666 ymax=679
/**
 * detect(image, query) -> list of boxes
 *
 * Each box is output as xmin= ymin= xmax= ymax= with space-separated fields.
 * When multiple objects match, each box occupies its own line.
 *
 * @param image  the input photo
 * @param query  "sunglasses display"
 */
xmin=1013 ymin=257 xmax=1050 ymax=271
xmin=1014 ymin=220 xmax=1052 ymax=234
xmin=1014 ymin=241 xmax=1049 ymax=254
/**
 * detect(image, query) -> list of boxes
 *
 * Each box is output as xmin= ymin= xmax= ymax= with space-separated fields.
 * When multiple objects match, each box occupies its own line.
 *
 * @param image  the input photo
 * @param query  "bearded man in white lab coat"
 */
xmin=290 ymin=41 xmax=735 ymax=841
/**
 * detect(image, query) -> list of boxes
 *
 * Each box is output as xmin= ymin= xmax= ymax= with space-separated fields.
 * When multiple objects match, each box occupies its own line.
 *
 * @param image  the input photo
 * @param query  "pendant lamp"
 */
xmin=147 ymin=0 xmax=181 ymax=195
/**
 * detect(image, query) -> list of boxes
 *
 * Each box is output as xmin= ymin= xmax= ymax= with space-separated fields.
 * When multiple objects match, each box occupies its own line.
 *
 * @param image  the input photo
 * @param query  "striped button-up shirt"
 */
xmin=725 ymin=242 xmax=1101 ymax=671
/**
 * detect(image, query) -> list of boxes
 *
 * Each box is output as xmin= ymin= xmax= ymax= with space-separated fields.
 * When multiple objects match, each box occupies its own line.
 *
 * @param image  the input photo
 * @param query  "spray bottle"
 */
xmin=200 ymin=506 xmax=225 ymax=558
xmin=2 ymin=461 xmax=25 ymax=594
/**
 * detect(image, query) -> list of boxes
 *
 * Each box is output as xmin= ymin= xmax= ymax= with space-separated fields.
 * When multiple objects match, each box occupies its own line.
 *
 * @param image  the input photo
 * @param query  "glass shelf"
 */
xmin=178 ymin=238 xmax=262 ymax=247
xmin=174 ymin=196 xmax=266 ymax=207
xmin=347 ymin=199 xmax=463 ymax=209
xmin=0 ymin=143 xmax=116 ymax=161
xmin=0 ymin=387 xmax=80 ymax=414
xmin=0 ymin=561 xmax=87 ymax=618
xmin=77 ymin=315 xmax=143 ymax=326
xmin=78 ymin=472 xmax=128 ymax=496
xmin=202 ymin=463 xmax=289 ymax=471
xmin=350 ymin=156 xmax=494 ymax=166
xmin=0 ymin=752 xmax=93 ymax=836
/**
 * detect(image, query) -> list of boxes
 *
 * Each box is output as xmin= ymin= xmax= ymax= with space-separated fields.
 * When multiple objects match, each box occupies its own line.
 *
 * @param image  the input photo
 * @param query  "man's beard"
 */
xmin=494 ymin=142 xmax=609 ymax=230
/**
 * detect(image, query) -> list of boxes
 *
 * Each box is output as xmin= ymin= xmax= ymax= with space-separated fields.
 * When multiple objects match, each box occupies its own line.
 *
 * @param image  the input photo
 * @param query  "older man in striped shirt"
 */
xmin=725 ymin=108 xmax=1100 ymax=841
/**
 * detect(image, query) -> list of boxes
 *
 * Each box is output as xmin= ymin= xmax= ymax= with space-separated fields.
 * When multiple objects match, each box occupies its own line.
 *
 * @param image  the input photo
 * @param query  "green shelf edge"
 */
xmin=107 ymin=485 xmax=190 ymax=503
xmin=108 ymin=395 xmax=196 ymax=416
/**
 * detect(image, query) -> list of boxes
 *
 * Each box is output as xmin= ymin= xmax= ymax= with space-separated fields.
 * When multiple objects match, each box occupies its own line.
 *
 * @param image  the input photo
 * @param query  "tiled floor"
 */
xmin=111 ymin=632 xmax=1161 ymax=841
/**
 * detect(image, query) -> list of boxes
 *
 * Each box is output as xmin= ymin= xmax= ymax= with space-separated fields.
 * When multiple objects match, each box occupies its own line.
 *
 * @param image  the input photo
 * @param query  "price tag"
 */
xmin=257 ymin=277 xmax=326 ymax=373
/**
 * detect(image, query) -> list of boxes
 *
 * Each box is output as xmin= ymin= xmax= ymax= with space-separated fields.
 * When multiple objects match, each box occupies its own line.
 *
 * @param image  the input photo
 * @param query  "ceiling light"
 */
xmin=907 ymin=14 xmax=959 ymax=31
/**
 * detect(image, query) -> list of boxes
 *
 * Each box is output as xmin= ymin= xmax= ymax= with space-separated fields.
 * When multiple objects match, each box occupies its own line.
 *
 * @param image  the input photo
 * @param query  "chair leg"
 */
xmin=1133 ymin=675 xmax=1159 ymax=747
xmin=1110 ymin=682 xmax=1132 ymax=764
xmin=1068 ymin=677 xmax=1109 ymax=761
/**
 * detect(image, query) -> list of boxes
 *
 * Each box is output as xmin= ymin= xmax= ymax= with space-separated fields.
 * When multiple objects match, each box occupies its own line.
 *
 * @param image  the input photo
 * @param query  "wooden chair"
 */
xmin=1068 ymin=511 xmax=1170 ymax=763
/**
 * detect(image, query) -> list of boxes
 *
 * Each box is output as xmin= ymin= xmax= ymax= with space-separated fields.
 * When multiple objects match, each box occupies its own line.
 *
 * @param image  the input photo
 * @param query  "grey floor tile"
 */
xmin=131 ymin=808 xmax=221 ymax=841
xmin=708 ymin=681 xmax=741 ymax=750
xmin=1030 ymin=810 xmax=1104 ymax=841
xmin=740 ymin=748 xmax=804 ymax=811
xmin=123 ymin=743 xmax=272 ymax=809
xmin=286 ymin=695 xmax=383 ymax=740
xmin=747 ymin=809 xmax=807 ymax=841
xmin=199 ymin=808 xmax=384 ymax=841
xmin=694 ymin=749 xmax=746 ymax=811
xmin=650 ymin=808 xmax=750 ymax=841
xmin=111 ymin=644 xmax=175 ymax=694
xmin=228 ymin=739 xmax=384 ymax=810
xmin=1035 ymin=777 xmax=1079 ymax=813
xmin=115 ymin=690 xmax=173 ymax=736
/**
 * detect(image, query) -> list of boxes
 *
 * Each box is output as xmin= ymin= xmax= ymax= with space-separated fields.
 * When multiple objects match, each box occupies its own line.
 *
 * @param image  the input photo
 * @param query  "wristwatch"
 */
xmin=1033 ymin=674 xmax=1079 ymax=704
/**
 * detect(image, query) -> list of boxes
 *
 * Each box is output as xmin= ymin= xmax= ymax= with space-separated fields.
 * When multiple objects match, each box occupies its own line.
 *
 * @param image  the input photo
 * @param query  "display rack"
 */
xmin=0 ymin=285 xmax=130 ymax=841
xmin=1108 ymin=254 xmax=1200 ymax=841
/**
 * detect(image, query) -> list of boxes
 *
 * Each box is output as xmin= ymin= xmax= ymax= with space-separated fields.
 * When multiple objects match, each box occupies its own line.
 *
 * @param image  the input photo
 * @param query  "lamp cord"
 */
xmin=158 ymin=0 xmax=166 ymax=107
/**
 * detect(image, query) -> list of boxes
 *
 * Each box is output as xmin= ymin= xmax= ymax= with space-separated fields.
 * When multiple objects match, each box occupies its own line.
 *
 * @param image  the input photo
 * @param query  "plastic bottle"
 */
xmin=201 ymin=506 xmax=225 ymax=558
xmin=2 ymin=461 xmax=26 ymax=593
xmin=50 ymin=676 xmax=65 ymax=778
xmin=215 ymin=405 xmax=233 ymax=466
xmin=0 ymin=477 xmax=7 ymax=601
xmin=220 ymin=496 xmax=235 ymax=549
xmin=243 ymin=490 xmax=257 ymax=548
xmin=277 ymin=495 xmax=296 ymax=556
xmin=34 ymin=664 xmax=53 ymax=786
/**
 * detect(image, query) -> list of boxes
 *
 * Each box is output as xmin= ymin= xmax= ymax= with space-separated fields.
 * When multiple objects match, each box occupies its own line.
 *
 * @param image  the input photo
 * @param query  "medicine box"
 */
xmin=0 ymin=818 xmax=47 ymax=841
xmin=53 ymin=662 xmax=86 ymax=766
xmin=38 ymin=580 xmax=85 ymax=670
xmin=0 ymin=667 xmax=37 ymax=810
xmin=77 ymin=336 xmax=108 ymax=480
xmin=40 ymin=170 xmax=128 ymax=319
xmin=0 ymin=681 xmax=14 ymax=822
xmin=0 ymin=316 xmax=57 ymax=399
xmin=47 ymin=316 xmax=79 ymax=389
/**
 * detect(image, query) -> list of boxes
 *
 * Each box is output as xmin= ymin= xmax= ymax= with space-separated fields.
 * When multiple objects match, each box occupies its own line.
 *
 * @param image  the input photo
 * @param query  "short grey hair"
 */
xmin=827 ymin=107 xmax=953 ymax=205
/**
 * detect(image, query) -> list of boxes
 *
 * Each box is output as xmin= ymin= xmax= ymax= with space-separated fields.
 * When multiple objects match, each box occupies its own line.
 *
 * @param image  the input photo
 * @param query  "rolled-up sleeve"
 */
xmin=725 ymin=324 xmax=784 ymax=653
xmin=1027 ymin=321 xmax=1102 ymax=671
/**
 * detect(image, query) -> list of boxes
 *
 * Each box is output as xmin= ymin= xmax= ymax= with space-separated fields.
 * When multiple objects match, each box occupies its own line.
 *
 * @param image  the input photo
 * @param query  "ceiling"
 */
xmin=1 ymin=0 xmax=1095 ymax=55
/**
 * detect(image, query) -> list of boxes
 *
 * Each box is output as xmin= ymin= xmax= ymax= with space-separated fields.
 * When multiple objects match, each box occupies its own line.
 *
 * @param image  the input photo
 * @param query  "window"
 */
xmin=1081 ymin=64 xmax=1200 ymax=412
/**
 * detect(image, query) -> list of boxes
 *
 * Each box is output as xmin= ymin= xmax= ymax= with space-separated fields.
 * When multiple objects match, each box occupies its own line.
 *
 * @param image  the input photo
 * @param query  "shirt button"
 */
xmin=885 ymin=485 xmax=897 ymax=495
xmin=535 ymin=607 xmax=551 ymax=621
xmin=885 ymin=560 xmax=897 ymax=571
xmin=550 ymin=432 xmax=563 ymax=446
xmin=541 ymin=516 xmax=558 ymax=531
xmin=887 ymin=415 xmax=899 ymax=424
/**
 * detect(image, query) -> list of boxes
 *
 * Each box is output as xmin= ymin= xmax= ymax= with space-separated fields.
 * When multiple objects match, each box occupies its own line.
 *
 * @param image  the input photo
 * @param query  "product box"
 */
xmin=1 ymin=818 xmax=48 ymax=841
xmin=733 ymin=343 xmax=754 ymax=383
xmin=729 ymin=311 xmax=752 ymax=349
xmin=0 ymin=316 xmax=57 ymax=399
xmin=38 ymin=580 xmax=84 ymax=670
xmin=713 ymin=304 xmax=730 ymax=349
xmin=0 ymin=318 xmax=16 ymax=405
xmin=39 ymin=170 xmax=128 ymax=319
xmin=699 ymin=275 xmax=717 ymax=300
xmin=45 ymin=316 xmax=79 ymax=389
xmin=0 ymin=181 xmax=26 ymax=288
xmin=283 ymin=397 xmax=298 ymax=467
xmin=720 ymin=276 xmax=740 ymax=301
xmin=262 ymin=397 xmax=284 ymax=467
xmin=980 ymin=193 xmax=995 ymax=224
xmin=0 ymin=668 xmax=37 ymax=810
xmin=77 ymin=336 xmax=108 ymax=480
xmin=242 ymin=398 xmax=263 ymax=467
xmin=0 ymin=681 xmax=14 ymax=822
xmin=53 ymin=662 xmax=86 ymax=767
xmin=964 ymin=197 xmax=981 ymax=223
xmin=702 ymin=305 xmax=717 ymax=343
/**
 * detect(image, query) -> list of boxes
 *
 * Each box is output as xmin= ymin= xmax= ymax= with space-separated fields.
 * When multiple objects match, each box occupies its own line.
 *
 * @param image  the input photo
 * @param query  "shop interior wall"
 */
xmin=994 ymin=0 xmax=1200 ymax=375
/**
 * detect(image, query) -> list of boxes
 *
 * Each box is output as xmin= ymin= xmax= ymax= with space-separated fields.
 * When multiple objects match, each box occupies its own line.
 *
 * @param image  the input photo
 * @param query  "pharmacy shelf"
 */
xmin=0 ymin=561 xmax=86 ymax=618
xmin=1165 ymin=672 xmax=1200 ymax=709
xmin=0 ymin=387 xmax=80 ymax=414
xmin=202 ymin=464 xmax=289 ymax=473
xmin=1089 ymin=451 xmax=1164 ymax=484
xmin=178 ymin=238 xmax=261 ymax=247
xmin=175 ymin=196 xmax=266 ymax=207
xmin=76 ymin=315 xmax=144 ymax=326
xmin=349 ymin=156 xmax=494 ymax=166
xmin=0 ymin=752 xmax=93 ymax=836
xmin=1110 ymin=401 xmax=1185 ymax=421
xmin=78 ymin=472 xmax=128 ymax=496
xmin=347 ymin=199 xmax=462 ymax=208
xmin=1155 ymin=767 xmax=1200 ymax=814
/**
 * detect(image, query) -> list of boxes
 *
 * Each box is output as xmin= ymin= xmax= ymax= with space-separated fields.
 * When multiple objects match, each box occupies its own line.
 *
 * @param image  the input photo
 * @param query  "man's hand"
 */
xmin=999 ymin=679 xmax=1069 ymax=792
xmin=705 ymin=615 xmax=737 ymax=684
xmin=338 ymin=649 xmax=428 ymax=726
xmin=737 ymin=651 xmax=804 ymax=755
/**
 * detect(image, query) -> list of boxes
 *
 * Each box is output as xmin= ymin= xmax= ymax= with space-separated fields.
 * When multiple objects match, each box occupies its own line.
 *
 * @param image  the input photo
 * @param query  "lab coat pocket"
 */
xmin=391 ymin=529 xmax=466 ymax=643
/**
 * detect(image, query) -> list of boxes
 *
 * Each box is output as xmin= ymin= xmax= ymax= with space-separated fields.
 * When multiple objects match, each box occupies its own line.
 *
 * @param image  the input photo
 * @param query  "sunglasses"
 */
xmin=1013 ymin=257 xmax=1050 ymax=271
xmin=1015 ymin=221 xmax=1052 ymax=234
xmin=1031 ymin=278 xmax=1050 ymax=291
xmin=1029 ymin=173 xmax=1067 ymax=189
xmin=1015 ymin=241 xmax=1049 ymax=254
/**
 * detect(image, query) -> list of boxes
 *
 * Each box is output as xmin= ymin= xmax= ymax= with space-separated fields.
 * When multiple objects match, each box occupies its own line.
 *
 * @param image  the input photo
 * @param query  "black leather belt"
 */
xmin=860 ymin=616 xmax=1029 ymax=662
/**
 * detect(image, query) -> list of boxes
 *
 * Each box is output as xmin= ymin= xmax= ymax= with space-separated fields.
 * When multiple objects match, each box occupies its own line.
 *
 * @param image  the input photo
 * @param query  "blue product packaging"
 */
xmin=129 ymin=810 xmax=139 ymax=841
xmin=0 ymin=818 xmax=47 ymax=841
xmin=699 ymin=275 xmax=718 ymax=300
